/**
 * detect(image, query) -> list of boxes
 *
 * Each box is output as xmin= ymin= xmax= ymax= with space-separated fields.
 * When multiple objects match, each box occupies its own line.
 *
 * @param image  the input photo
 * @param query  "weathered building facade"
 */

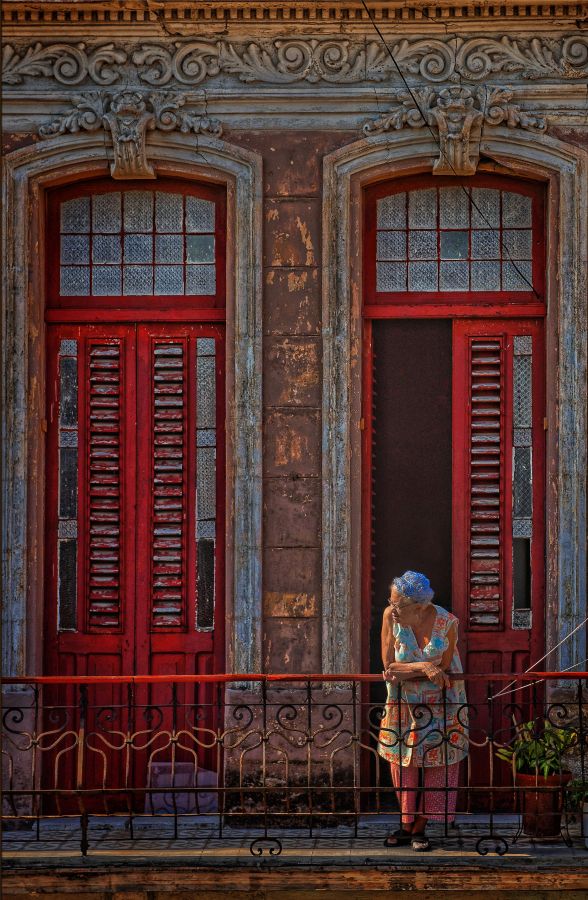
xmin=2 ymin=1 xmax=587 ymax=692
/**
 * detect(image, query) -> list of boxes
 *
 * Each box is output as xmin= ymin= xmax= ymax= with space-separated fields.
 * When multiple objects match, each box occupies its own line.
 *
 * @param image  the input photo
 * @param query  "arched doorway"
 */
xmin=43 ymin=178 xmax=226 ymax=804
xmin=361 ymin=175 xmax=546 ymax=807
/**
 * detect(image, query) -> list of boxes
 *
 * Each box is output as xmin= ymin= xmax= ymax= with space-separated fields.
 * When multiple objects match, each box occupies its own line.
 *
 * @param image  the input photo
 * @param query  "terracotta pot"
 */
xmin=515 ymin=770 xmax=572 ymax=838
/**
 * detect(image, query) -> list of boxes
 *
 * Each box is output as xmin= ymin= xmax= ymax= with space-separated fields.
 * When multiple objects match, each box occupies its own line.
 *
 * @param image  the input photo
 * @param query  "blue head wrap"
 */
xmin=392 ymin=571 xmax=434 ymax=604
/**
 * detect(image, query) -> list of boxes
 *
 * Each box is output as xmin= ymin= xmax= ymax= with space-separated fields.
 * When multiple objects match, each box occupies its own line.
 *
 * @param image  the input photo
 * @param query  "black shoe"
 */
xmin=383 ymin=828 xmax=412 ymax=847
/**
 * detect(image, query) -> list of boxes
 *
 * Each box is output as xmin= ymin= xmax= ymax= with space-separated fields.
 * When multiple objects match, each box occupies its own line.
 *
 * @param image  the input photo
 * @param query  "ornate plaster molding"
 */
xmin=3 ymin=35 xmax=588 ymax=88
xmin=2 ymin=42 xmax=127 ymax=85
xmin=363 ymin=86 xmax=546 ymax=175
xmin=38 ymin=90 xmax=222 ymax=179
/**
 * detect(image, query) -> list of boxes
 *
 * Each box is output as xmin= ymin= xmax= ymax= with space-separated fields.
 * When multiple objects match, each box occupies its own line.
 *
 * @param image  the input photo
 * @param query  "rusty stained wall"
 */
xmin=232 ymin=130 xmax=355 ymax=673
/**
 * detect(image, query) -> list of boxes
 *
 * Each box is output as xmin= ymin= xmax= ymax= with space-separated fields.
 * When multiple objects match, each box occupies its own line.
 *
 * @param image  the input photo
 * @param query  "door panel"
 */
xmin=46 ymin=325 xmax=137 ymax=675
xmin=369 ymin=319 xmax=453 ymax=674
xmin=452 ymin=319 xmax=545 ymax=809
xmin=365 ymin=317 xmax=545 ymax=810
xmin=44 ymin=322 xmax=224 ymax=803
xmin=452 ymin=319 xmax=545 ymax=667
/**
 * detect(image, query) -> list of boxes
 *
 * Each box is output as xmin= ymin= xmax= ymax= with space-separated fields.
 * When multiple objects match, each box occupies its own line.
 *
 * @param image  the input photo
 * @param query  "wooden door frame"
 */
xmin=321 ymin=131 xmax=587 ymax=678
xmin=2 ymin=132 xmax=264 ymax=679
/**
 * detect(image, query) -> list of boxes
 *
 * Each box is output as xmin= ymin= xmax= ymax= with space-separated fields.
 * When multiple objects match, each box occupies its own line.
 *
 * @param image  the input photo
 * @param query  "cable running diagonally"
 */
xmin=359 ymin=0 xmax=539 ymax=297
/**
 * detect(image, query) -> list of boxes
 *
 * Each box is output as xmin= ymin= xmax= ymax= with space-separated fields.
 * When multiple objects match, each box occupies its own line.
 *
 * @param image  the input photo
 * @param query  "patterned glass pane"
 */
xmin=59 ymin=339 xmax=78 ymax=356
xmin=93 ymin=235 xmax=122 ymax=264
xmin=156 ymin=192 xmax=183 ymax=233
xmin=155 ymin=235 xmax=184 ymax=264
xmin=513 ymin=519 xmax=532 ymax=538
xmin=502 ymin=260 xmax=532 ymax=291
xmin=408 ymin=261 xmax=437 ymax=291
xmin=124 ymin=266 xmax=153 ymax=295
xmin=59 ymin=447 xmax=78 ymax=518
xmin=92 ymin=193 xmax=121 ymax=233
xmin=59 ymin=431 xmax=78 ymax=448
xmin=377 ymin=193 xmax=406 ymax=230
xmin=58 ymin=539 xmax=77 ymax=630
xmin=408 ymin=230 xmax=436 ymax=260
xmin=502 ymin=192 xmax=532 ymax=227
xmin=60 ymin=266 xmax=90 ymax=296
xmin=471 ymin=261 xmax=500 ymax=291
xmin=503 ymin=229 xmax=532 ymax=260
xmin=154 ymin=266 xmax=184 ymax=295
xmin=513 ymin=352 xmax=532 ymax=428
xmin=514 ymin=335 xmax=532 ymax=355
xmin=124 ymin=234 xmax=152 ymax=263
xmin=471 ymin=230 xmax=500 ymax=259
xmin=408 ymin=189 xmax=437 ymax=229
xmin=58 ymin=519 xmax=78 ymax=538
xmin=197 ymin=356 xmax=216 ymax=429
xmin=61 ymin=197 xmax=91 ymax=233
xmin=61 ymin=235 xmax=89 ymax=265
xmin=93 ymin=266 xmax=122 ymax=295
xmin=186 ymin=265 xmax=215 ymax=295
xmin=471 ymin=188 xmax=500 ymax=228
xmin=376 ymin=231 xmax=406 ymax=261
xmin=440 ymin=230 xmax=468 ymax=260
xmin=197 ymin=338 xmax=216 ymax=356
xmin=59 ymin=356 xmax=78 ymax=428
xmin=514 ymin=428 xmax=532 ymax=447
xmin=439 ymin=187 xmax=469 ymax=228
xmin=377 ymin=262 xmax=406 ymax=292
xmin=197 ymin=520 xmax=216 ymax=540
xmin=440 ymin=261 xmax=469 ymax=291
xmin=186 ymin=196 xmax=215 ymax=233
xmin=513 ymin=447 xmax=532 ymax=517
xmin=196 ymin=538 xmax=215 ymax=629
xmin=197 ymin=447 xmax=216 ymax=519
xmin=186 ymin=235 xmax=215 ymax=264
xmin=124 ymin=191 xmax=153 ymax=232
xmin=197 ymin=429 xmax=216 ymax=447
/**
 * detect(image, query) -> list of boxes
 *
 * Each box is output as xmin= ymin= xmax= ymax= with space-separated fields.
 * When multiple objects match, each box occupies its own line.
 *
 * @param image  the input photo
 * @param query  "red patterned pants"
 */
xmin=390 ymin=761 xmax=460 ymax=824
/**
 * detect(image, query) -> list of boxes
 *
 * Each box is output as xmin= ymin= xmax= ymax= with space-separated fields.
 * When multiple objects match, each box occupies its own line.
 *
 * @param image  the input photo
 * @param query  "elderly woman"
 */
xmin=378 ymin=571 xmax=468 ymax=852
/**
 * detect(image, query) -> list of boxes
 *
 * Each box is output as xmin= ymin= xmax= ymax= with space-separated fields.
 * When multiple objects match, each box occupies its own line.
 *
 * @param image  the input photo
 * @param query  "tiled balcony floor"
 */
xmin=3 ymin=815 xmax=587 ymax=868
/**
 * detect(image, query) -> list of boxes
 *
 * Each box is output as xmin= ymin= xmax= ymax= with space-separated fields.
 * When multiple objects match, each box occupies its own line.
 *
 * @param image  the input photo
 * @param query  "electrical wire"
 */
xmin=489 ymin=614 xmax=588 ymax=700
xmin=359 ymin=0 xmax=539 ymax=297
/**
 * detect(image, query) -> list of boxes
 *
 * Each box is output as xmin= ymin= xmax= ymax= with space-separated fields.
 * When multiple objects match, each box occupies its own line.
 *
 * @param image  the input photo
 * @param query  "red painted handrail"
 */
xmin=1 ymin=672 xmax=586 ymax=685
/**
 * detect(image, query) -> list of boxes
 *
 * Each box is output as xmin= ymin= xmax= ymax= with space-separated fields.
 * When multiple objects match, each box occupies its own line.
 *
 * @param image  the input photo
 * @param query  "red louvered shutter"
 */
xmin=453 ymin=319 xmax=545 ymax=669
xmin=45 ymin=323 xmax=224 ymax=680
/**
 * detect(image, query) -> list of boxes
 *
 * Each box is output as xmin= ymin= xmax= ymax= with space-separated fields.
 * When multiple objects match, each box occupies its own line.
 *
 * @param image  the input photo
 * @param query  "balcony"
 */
xmin=2 ymin=673 xmax=587 ymax=890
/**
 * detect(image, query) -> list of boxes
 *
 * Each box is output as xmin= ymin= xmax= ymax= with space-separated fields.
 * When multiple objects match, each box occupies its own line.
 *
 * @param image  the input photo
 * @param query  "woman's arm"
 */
xmin=384 ymin=620 xmax=458 ymax=687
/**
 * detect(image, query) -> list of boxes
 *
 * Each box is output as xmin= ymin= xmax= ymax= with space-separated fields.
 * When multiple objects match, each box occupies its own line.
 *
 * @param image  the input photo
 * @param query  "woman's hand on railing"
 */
xmin=422 ymin=662 xmax=451 ymax=689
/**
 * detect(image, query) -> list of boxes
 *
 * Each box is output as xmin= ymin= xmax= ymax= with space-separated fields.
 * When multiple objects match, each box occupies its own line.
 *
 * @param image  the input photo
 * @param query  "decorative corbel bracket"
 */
xmin=363 ymin=86 xmax=546 ymax=176
xmin=39 ymin=90 xmax=223 ymax=179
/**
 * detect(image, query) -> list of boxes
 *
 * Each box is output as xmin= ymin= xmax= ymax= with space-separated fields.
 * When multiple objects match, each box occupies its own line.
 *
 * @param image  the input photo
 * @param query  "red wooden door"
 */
xmin=453 ymin=318 xmax=545 ymax=807
xmin=45 ymin=322 xmax=224 ymax=679
xmin=44 ymin=322 xmax=224 ymax=807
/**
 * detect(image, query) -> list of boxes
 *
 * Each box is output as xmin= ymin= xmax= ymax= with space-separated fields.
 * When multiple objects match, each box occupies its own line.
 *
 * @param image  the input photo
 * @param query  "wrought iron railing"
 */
xmin=2 ymin=673 xmax=586 ymax=857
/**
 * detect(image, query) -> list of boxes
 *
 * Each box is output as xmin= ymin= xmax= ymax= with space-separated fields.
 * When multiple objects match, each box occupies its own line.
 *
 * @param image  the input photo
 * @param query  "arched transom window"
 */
xmin=365 ymin=176 xmax=544 ymax=304
xmin=48 ymin=181 xmax=225 ymax=308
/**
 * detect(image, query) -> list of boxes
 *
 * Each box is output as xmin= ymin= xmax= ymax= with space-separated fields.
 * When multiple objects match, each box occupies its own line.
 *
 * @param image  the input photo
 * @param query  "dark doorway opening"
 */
xmin=369 ymin=319 xmax=453 ymax=677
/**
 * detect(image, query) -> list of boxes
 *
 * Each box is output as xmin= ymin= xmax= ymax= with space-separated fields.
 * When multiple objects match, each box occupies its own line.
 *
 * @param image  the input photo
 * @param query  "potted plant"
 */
xmin=495 ymin=719 xmax=576 ymax=839
xmin=566 ymin=779 xmax=588 ymax=849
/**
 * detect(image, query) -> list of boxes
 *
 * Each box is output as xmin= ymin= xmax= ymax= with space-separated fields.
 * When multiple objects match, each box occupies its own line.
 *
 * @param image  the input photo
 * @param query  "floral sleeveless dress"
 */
xmin=377 ymin=605 xmax=469 ymax=767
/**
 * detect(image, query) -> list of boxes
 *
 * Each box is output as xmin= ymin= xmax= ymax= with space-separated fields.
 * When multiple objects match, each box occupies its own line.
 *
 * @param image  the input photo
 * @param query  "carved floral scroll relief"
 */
xmin=3 ymin=35 xmax=588 ymax=87
xmin=363 ymin=86 xmax=546 ymax=176
xmin=39 ymin=91 xmax=222 ymax=179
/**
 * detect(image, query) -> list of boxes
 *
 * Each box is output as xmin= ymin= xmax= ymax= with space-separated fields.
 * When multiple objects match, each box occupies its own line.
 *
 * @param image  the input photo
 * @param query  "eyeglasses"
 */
xmin=389 ymin=598 xmax=417 ymax=611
